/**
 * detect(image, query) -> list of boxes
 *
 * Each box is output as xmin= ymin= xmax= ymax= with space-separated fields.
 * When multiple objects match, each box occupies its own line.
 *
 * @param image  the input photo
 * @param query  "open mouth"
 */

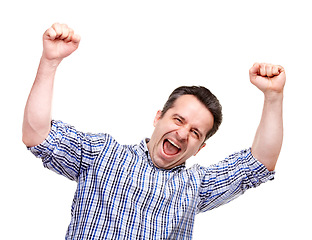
xmin=163 ymin=139 xmax=181 ymax=156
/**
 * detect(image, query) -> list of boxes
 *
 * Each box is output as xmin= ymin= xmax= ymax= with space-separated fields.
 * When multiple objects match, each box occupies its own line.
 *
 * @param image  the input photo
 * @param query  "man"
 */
xmin=23 ymin=23 xmax=285 ymax=239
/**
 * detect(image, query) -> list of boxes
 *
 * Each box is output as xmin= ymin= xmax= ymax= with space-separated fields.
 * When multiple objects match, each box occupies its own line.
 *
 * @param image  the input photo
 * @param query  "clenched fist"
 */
xmin=249 ymin=63 xmax=286 ymax=97
xmin=42 ymin=23 xmax=81 ymax=63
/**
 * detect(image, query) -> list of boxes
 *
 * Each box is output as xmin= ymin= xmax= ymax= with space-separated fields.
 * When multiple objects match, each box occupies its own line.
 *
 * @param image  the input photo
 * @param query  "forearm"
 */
xmin=22 ymin=57 xmax=60 ymax=147
xmin=251 ymin=93 xmax=283 ymax=171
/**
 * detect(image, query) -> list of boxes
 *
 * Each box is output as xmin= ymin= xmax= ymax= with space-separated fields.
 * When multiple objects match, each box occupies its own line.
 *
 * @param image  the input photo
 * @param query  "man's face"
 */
xmin=147 ymin=95 xmax=214 ymax=169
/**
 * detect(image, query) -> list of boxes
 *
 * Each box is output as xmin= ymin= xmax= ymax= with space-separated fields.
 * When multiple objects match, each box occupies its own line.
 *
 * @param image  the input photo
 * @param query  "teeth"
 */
xmin=167 ymin=139 xmax=181 ymax=149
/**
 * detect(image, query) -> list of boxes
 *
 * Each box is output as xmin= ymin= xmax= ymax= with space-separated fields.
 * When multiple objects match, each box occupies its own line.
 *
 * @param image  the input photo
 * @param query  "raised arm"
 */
xmin=249 ymin=63 xmax=286 ymax=171
xmin=22 ymin=23 xmax=80 ymax=147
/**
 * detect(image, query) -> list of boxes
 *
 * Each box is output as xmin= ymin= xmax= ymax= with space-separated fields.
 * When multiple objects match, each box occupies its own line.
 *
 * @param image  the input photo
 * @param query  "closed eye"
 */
xmin=191 ymin=130 xmax=200 ymax=138
xmin=173 ymin=115 xmax=184 ymax=125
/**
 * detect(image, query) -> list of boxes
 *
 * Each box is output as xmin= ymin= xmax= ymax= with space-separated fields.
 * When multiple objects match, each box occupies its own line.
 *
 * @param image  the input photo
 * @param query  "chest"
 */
xmin=72 ymin=147 xmax=201 ymax=238
xmin=82 ymin=147 xmax=201 ymax=215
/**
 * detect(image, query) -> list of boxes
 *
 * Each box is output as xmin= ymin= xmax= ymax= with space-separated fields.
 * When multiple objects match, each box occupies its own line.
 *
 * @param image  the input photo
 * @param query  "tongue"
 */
xmin=163 ymin=140 xmax=179 ymax=155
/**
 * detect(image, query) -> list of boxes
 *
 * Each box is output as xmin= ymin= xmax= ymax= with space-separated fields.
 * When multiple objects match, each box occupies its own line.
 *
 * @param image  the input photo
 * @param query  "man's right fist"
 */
xmin=42 ymin=23 xmax=81 ymax=63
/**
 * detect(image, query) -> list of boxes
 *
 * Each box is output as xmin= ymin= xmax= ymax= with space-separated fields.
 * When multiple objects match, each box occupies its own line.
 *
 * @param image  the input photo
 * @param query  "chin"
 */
xmin=153 ymin=152 xmax=184 ymax=170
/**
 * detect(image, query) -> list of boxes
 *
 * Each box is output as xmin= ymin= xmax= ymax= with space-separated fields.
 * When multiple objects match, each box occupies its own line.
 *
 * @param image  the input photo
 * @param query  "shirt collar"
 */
xmin=139 ymin=138 xmax=186 ymax=172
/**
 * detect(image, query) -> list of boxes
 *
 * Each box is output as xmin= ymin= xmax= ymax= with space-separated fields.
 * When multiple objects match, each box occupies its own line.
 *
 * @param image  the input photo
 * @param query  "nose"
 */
xmin=176 ymin=126 xmax=189 ymax=141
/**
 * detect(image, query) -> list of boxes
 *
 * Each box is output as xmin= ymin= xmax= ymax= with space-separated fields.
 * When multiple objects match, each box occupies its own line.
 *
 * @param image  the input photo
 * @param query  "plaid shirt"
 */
xmin=29 ymin=120 xmax=275 ymax=239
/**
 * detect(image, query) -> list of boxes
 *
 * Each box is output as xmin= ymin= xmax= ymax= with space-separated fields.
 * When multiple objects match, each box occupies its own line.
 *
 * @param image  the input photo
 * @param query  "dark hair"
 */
xmin=161 ymin=86 xmax=222 ymax=141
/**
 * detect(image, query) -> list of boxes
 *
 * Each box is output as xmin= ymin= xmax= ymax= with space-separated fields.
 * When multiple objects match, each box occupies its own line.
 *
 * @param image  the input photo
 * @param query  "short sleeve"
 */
xmin=28 ymin=120 xmax=108 ymax=181
xmin=197 ymin=148 xmax=275 ymax=213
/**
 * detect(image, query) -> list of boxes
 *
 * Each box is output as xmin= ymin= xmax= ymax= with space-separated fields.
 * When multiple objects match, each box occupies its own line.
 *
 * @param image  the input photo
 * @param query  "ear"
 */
xmin=194 ymin=143 xmax=206 ymax=156
xmin=153 ymin=110 xmax=162 ymax=127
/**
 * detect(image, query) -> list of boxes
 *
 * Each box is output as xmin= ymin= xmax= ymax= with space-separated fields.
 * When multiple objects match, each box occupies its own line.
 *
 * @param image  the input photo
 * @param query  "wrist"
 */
xmin=36 ymin=56 xmax=61 ymax=82
xmin=40 ymin=55 xmax=62 ymax=69
xmin=264 ymin=90 xmax=284 ymax=103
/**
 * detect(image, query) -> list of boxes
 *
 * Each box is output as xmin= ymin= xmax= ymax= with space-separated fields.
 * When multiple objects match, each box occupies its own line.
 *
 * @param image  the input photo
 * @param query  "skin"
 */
xmin=22 ymin=23 xmax=80 ymax=147
xmin=249 ymin=63 xmax=285 ymax=171
xmin=22 ymin=23 xmax=285 ymax=172
xmin=147 ymin=95 xmax=214 ymax=169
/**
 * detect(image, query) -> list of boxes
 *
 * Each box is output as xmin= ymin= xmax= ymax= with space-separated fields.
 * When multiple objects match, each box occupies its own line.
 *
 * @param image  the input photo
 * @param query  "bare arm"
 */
xmin=249 ymin=63 xmax=286 ymax=171
xmin=22 ymin=23 xmax=80 ymax=147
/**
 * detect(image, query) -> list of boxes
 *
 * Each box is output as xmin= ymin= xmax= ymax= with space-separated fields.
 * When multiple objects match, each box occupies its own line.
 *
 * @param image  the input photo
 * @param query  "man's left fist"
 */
xmin=249 ymin=63 xmax=286 ymax=95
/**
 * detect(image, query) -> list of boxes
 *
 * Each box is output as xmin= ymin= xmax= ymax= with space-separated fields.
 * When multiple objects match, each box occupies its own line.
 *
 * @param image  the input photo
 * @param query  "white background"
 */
xmin=1 ymin=0 xmax=311 ymax=239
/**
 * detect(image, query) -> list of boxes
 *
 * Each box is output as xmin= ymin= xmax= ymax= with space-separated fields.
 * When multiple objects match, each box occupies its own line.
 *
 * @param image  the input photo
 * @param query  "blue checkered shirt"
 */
xmin=28 ymin=120 xmax=275 ymax=239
